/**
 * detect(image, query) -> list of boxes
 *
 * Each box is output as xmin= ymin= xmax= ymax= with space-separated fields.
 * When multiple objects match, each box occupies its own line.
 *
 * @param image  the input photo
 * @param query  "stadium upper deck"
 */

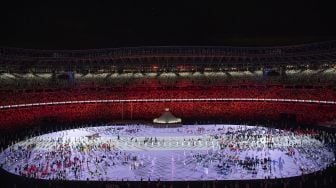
xmin=1 ymin=41 xmax=336 ymax=72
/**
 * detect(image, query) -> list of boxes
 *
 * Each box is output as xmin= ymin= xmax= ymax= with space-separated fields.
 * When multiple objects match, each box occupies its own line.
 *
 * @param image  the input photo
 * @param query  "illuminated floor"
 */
xmin=0 ymin=124 xmax=334 ymax=181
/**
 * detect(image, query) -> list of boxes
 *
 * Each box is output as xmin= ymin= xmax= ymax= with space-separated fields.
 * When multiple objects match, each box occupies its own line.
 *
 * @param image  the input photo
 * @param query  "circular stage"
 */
xmin=0 ymin=124 xmax=334 ymax=181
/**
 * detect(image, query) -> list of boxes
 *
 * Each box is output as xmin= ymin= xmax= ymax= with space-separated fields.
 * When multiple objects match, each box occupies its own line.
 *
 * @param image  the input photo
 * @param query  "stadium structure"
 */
xmin=0 ymin=41 xmax=336 ymax=188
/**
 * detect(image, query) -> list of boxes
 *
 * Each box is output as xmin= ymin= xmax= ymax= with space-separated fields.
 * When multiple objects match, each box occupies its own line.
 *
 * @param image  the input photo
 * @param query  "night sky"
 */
xmin=1 ymin=1 xmax=336 ymax=49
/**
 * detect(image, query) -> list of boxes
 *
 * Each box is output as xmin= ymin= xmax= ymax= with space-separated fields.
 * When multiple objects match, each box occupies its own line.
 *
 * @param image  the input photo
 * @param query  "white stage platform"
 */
xmin=0 ymin=124 xmax=334 ymax=181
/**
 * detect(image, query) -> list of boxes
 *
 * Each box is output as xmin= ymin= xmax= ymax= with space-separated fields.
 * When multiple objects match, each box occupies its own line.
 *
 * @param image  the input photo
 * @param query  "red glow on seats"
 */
xmin=1 ymin=85 xmax=336 ymax=130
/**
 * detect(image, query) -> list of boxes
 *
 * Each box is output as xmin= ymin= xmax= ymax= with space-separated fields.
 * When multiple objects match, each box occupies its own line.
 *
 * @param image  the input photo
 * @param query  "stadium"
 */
xmin=0 ymin=42 xmax=336 ymax=188
xmin=2 ymin=1 xmax=336 ymax=188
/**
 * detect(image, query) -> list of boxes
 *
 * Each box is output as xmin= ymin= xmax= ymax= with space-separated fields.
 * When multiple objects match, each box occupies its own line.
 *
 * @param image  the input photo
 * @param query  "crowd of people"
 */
xmin=1 ymin=128 xmax=143 ymax=181
xmin=0 ymin=121 xmax=335 ymax=188
xmin=0 ymin=124 xmax=335 ymax=182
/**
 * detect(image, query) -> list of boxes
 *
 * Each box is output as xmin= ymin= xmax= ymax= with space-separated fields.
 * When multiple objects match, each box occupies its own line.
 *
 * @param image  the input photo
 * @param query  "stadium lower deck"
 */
xmin=1 ymin=124 xmax=334 ymax=181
